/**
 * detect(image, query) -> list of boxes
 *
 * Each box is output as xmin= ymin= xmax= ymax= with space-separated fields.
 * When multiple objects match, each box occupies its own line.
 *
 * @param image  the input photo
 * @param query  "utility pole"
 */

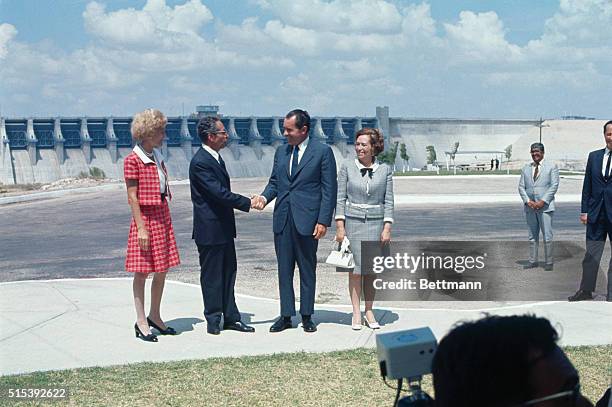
xmin=539 ymin=117 xmax=543 ymax=143
xmin=536 ymin=117 xmax=549 ymax=143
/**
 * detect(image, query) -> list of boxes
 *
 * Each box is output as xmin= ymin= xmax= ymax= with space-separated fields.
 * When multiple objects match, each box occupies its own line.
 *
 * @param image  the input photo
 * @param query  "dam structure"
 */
xmin=0 ymin=106 xmax=602 ymax=185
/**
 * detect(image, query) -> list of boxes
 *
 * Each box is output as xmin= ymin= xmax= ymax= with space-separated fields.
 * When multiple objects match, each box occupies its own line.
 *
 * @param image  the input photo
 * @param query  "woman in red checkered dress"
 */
xmin=125 ymin=109 xmax=180 ymax=342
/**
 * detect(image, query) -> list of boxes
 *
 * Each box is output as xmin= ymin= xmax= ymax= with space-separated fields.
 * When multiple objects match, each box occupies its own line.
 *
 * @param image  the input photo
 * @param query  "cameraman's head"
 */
xmin=432 ymin=315 xmax=593 ymax=407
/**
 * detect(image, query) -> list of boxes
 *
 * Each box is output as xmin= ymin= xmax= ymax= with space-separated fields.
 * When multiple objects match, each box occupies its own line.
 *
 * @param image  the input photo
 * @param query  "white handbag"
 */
xmin=325 ymin=236 xmax=354 ymax=269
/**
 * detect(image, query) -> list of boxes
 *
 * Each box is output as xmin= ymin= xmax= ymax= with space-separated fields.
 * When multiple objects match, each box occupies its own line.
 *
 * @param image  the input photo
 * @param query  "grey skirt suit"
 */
xmin=336 ymin=159 xmax=394 ymax=274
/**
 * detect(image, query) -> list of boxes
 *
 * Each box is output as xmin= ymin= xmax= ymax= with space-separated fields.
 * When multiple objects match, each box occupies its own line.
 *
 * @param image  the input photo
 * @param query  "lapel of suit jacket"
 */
xmin=292 ymin=140 xmax=315 ymax=180
xmin=593 ymin=148 xmax=605 ymax=182
xmin=283 ymin=144 xmax=292 ymax=179
xmin=524 ymin=164 xmax=534 ymax=186
xmin=201 ymin=147 xmax=229 ymax=184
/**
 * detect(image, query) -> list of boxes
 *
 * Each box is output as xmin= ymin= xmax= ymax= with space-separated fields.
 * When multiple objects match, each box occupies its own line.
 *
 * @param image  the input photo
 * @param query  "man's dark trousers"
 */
xmin=581 ymin=205 xmax=612 ymax=295
xmin=198 ymin=241 xmax=241 ymax=326
xmin=274 ymin=206 xmax=318 ymax=317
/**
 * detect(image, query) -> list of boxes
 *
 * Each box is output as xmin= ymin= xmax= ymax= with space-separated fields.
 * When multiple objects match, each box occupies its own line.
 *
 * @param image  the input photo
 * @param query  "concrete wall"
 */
xmin=390 ymin=119 xmax=538 ymax=169
xmin=0 ymin=145 xmax=15 ymax=185
xmin=1 ymin=115 xmax=607 ymax=185
xmin=511 ymin=120 xmax=606 ymax=170
xmin=389 ymin=118 xmax=607 ymax=171
xmin=90 ymin=148 xmax=123 ymax=180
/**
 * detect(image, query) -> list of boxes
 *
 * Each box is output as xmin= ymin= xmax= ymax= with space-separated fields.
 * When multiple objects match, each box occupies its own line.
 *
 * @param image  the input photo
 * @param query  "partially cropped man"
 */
xmin=569 ymin=120 xmax=612 ymax=302
xmin=433 ymin=315 xmax=594 ymax=407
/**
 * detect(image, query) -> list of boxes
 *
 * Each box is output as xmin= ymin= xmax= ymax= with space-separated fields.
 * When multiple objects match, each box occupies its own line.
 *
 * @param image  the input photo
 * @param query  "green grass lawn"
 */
xmin=1 ymin=346 xmax=610 ymax=407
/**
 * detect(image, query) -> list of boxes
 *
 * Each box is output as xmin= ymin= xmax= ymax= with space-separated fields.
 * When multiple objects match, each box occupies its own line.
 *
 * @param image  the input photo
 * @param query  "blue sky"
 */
xmin=0 ymin=0 xmax=610 ymax=118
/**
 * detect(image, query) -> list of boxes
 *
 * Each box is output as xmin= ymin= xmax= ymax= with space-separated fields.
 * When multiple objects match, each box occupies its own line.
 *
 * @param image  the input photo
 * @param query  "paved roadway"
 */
xmin=1 ymin=176 xmax=603 ymax=306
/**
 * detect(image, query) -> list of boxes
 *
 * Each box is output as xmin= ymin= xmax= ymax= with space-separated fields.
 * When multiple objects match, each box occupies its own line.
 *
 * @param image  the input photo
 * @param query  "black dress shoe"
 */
xmin=223 ymin=321 xmax=255 ymax=333
xmin=207 ymin=324 xmax=221 ymax=335
xmin=147 ymin=317 xmax=177 ymax=335
xmin=302 ymin=317 xmax=317 ymax=333
xmin=269 ymin=317 xmax=292 ymax=333
xmin=568 ymin=290 xmax=593 ymax=302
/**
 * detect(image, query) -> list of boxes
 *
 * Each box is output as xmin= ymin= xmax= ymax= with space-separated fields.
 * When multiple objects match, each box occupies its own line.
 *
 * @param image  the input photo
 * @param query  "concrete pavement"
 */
xmin=1 ymin=176 xmax=610 ymax=377
xmin=1 ymin=278 xmax=610 ymax=376
xmin=0 ymin=175 xmax=584 ymax=206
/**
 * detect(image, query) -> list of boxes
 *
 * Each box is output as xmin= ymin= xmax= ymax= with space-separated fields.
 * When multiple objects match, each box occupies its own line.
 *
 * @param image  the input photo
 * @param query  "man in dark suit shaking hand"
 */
xmin=569 ymin=120 xmax=612 ymax=302
xmin=190 ymin=116 xmax=256 ymax=334
xmin=252 ymin=109 xmax=337 ymax=332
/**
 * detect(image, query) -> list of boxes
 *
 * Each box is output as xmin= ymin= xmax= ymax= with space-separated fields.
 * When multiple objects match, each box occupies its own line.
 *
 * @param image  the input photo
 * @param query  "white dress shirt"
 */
xmin=602 ymin=147 xmax=612 ymax=178
xmin=288 ymin=136 xmax=309 ymax=176
xmin=202 ymin=144 xmax=221 ymax=164
xmin=261 ymin=137 xmax=310 ymax=206
xmin=531 ymin=158 xmax=544 ymax=180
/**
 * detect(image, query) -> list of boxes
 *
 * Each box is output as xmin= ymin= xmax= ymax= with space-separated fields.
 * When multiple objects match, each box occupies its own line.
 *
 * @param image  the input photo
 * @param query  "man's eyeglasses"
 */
xmin=514 ymin=383 xmax=581 ymax=406
xmin=211 ymin=130 xmax=227 ymax=135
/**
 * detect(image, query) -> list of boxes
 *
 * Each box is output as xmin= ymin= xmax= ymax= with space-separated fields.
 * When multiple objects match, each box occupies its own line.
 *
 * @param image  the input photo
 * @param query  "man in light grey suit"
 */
xmin=518 ymin=142 xmax=560 ymax=270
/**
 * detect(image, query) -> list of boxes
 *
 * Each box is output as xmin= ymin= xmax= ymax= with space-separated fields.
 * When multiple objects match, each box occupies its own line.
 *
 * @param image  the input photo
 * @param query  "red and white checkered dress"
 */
xmin=124 ymin=150 xmax=180 ymax=274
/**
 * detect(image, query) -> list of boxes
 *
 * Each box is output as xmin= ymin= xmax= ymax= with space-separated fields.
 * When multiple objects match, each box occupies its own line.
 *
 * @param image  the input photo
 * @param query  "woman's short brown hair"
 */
xmin=355 ymin=127 xmax=384 ymax=156
xmin=131 ymin=109 xmax=167 ymax=142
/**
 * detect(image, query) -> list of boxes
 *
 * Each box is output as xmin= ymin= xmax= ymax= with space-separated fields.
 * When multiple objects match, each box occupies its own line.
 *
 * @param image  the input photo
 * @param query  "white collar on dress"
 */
xmin=133 ymin=145 xmax=164 ymax=165
xmin=354 ymin=157 xmax=380 ymax=172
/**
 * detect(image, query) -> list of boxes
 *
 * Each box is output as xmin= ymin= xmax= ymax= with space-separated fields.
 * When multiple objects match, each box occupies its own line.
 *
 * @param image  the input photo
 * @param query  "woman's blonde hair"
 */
xmin=355 ymin=127 xmax=384 ymax=156
xmin=131 ymin=109 xmax=167 ymax=142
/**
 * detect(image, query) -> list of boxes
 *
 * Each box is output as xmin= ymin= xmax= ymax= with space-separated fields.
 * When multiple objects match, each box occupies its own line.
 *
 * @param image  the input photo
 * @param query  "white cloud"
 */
xmin=478 ymin=0 xmax=612 ymax=88
xmin=444 ymin=11 xmax=523 ymax=63
xmin=323 ymin=58 xmax=383 ymax=81
xmin=1 ymin=0 xmax=611 ymax=117
xmin=262 ymin=20 xmax=395 ymax=55
xmin=367 ymin=77 xmax=404 ymax=96
xmin=401 ymin=3 xmax=437 ymax=38
xmin=541 ymin=0 xmax=612 ymax=47
xmin=216 ymin=17 xmax=273 ymax=50
xmin=0 ymin=23 xmax=17 ymax=59
xmin=257 ymin=0 xmax=403 ymax=34
xmin=219 ymin=1 xmax=439 ymax=60
xmin=525 ymin=0 xmax=612 ymax=66
xmin=83 ymin=0 xmax=213 ymax=47
xmin=263 ymin=21 xmax=321 ymax=55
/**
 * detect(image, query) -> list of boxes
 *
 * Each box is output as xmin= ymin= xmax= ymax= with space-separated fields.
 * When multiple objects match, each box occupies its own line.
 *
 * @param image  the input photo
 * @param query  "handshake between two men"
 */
xmin=247 ymin=194 xmax=327 ymax=239
xmin=250 ymin=195 xmax=266 ymax=211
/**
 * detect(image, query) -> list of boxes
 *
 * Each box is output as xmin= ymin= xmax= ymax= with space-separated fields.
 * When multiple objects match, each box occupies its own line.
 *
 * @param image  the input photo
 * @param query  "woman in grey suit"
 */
xmin=335 ymin=128 xmax=394 ymax=330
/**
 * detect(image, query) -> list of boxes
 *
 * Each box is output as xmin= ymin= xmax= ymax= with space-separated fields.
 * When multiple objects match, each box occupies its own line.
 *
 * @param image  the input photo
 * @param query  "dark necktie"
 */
xmin=605 ymin=151 xmax=612 ymax=181
xmin=533 ymin=163 xmax=539 ymax=181
xmin=219 ymin=155 xmax=226 ymax=171
xmin=360 ymin=168 xmax=373 ymax=178
xmin=290 ymin=146 xmax=299 ymax=178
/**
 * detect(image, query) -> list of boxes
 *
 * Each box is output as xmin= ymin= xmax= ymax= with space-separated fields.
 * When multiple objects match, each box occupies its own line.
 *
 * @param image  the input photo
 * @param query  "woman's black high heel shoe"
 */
xmin=147 ymin=317 xmax=177 ymax=335
xmin=134 ymin=323 xmax=158 ymax=342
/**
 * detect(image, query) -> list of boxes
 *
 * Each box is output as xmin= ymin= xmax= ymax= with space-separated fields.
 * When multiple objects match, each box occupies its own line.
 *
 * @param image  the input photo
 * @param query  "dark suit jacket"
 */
xmin=581 ymin=148 xmax=612 ymax=224
xmin=189 ymin=148 xmax=250 ymax=246
xmin=262 ymin=139 xmax=337 ymax=235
